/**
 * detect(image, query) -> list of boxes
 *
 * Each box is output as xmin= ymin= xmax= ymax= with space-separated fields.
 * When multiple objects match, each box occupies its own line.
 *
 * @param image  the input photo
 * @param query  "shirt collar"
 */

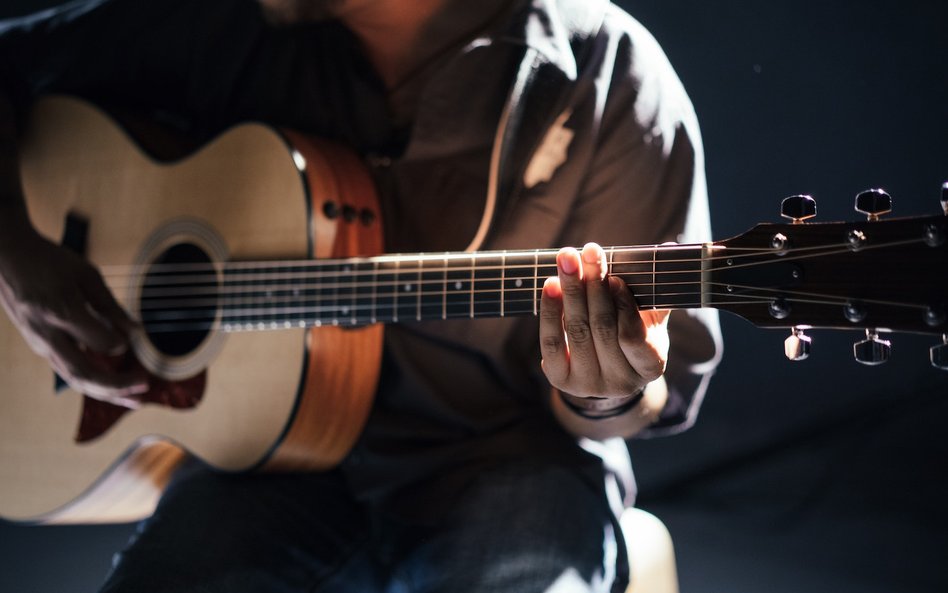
xmin=484 ymin=0 xmax=603 ymax=81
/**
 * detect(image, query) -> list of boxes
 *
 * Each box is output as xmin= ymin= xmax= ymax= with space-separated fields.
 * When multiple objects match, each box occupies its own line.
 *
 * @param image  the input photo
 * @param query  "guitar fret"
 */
xmin=419 ymin=257 xmax=442 ymax=321
xmin=353 ymin=260 xmax=374 ymax=325
xmin=652 ymin=245 xmax=657 ymax=309
xmin=469 ymin=255 xmax=475 ymax=319
xmin=376 ymin=259 xmax=397 ymax=323
xmin=318 ymin=261 xmax=338 ymax=326
xmin=445 ymin=257 xmax=471 ymax=319
xmin=500 ymin=251 xmax=506 ymax=318
xmin=395 ymin=258 xmax=417 ymax=322
xmin=371 ymin=259 xmax=379 ymax=324
xmin=655 ymin=247 xmax=704 ymax=308
xmin=473 ymin=255 xmax=503 ymax=318
xmin=415 ymin=257 xmax=422 ymax=322
xmin=441 ymin=256 xmax=448 ymax=320
xmin=503 ymin=252 xmax=539 ymax=316
xmin=340 ymin=262 xmax=354 ymax=324
xmin=612 ymin=248 xmax=655 ymax=308
xmin=394 ymin=258 xmax=400 ymax=323
xmin=533 ymin=249 xmax=539 ymax=316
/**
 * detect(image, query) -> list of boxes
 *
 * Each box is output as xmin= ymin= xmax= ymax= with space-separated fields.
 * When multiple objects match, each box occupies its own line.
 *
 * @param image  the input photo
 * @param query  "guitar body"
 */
xmin=0 ymin=97 xmax=383 ymax=523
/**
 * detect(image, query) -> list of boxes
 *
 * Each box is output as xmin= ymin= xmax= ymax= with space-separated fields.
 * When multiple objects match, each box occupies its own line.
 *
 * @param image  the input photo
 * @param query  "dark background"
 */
xmin=2 ymin=1 xmax=947 ymax=592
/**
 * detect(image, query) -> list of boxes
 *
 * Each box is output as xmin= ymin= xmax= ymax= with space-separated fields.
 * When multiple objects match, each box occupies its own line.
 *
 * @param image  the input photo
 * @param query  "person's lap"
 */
xmin=100 ymin=458 xmax=623 ymax=593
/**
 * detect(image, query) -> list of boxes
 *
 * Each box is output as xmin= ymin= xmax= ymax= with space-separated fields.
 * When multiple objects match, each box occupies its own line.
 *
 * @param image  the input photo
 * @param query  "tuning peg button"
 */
xmin=854 ymin=329 xmax=891 ymax=365
xmin=932 ymin=336 xmax=948 ymax=371
xmin=784 ymin=327 xmax=811 ymax=361
xmin=781 ymin=195 xmax=817 ymax=224
xmin=855 ymin=189 xmax=892 ymax=221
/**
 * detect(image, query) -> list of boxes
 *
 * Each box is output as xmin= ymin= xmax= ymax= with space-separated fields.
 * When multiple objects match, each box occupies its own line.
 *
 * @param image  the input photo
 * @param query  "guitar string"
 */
xmin=134 ymin=283 xmax=928 ymax=329
xmin=96 ymin=238 xmax=873 ymax=282
xmin=129 ymin=278 xmax=930 ymax=318
xmin=133 ymin=291 xmax=869 ymax=334
xmin=107 ymin=239 xmax=931 ymax=311
xmin=128 ymin=271 xmax=700 ymax=304
xmin=102 ymin=236 xmax=928 ymax=292
xmin=95 ymin=243 xmax=706 ymax=276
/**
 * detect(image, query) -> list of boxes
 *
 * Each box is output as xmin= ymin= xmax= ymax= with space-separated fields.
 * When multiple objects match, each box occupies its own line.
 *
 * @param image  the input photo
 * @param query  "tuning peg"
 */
xmin=781 ymin=195 xmax=817 ymax=224
xmin=932 ymin=335 xmax=948 ymax=371
xmin=855 ymin=189 xmax=892 ymax=221
xmin=784 ymin=327 xmax=811 ymax=361
xmin=854 ymin=329 xmax=891 ymax=365
xmin=940 ymin=181 xmax=948 ymax=216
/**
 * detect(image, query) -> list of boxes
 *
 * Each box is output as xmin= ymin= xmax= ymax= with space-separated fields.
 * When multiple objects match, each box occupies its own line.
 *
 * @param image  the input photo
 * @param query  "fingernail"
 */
xmin=557 ymin=250 xmax=578 ymax=275
xmin=581 ymin=243 xmax=600 ymax=264
xmin=542 ymin=276 xmax=560 ymax=297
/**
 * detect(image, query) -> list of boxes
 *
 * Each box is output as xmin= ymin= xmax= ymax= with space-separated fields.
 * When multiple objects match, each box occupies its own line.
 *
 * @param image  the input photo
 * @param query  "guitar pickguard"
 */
xmin=75 ymin=353 xmax=206 ymax=443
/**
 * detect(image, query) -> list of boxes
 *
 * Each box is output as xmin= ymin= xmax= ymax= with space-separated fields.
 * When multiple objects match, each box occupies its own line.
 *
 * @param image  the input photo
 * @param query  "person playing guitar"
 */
xmin=0 ymin=0 xmax=720 ymax=591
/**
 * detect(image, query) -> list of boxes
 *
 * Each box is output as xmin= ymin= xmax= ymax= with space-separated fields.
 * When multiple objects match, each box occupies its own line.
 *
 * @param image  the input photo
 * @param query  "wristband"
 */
xmin=558 ymin=388 xmax=645 ymax=420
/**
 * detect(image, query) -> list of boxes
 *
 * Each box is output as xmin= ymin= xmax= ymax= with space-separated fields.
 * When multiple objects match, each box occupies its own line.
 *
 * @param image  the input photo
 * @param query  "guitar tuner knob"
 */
xmin=781 ymin=195 xmax=817 ymax=224
xmin=931 ymin=336 xmax=948 ymax=371
xmin=940 ymin=181 xmax=948 ymax=216
xmin=784 ymin=327 xmax=811 ymax=361
xmin=854 ymin=329 xmax=891 ymax=366
xmin=855 ymin=189 xmax=892 ymax=221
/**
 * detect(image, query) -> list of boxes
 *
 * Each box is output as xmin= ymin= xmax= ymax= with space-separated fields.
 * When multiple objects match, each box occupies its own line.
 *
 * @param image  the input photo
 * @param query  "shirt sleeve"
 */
xmin=560 ymin=8 xmax=722 ymax=436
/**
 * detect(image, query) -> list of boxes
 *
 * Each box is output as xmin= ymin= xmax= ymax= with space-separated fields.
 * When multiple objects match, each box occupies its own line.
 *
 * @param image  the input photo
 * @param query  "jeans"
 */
xmin=99 ymin=458 xmax=628 ymax=593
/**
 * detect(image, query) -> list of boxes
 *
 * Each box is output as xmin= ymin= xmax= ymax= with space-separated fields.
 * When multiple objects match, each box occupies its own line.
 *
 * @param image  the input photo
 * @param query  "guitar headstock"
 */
xmin=709 ymin=186 xmax=948 ymax=370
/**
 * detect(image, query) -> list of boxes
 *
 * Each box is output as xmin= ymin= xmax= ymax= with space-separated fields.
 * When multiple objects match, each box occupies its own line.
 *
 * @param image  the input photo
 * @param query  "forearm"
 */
xmin=550 ymin=376 xmax=668 ymax=441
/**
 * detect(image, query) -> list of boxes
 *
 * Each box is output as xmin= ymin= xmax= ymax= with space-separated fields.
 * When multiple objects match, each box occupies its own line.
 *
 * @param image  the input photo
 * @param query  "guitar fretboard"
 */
xmin=139 ymin=245 xmax=707 ymax=333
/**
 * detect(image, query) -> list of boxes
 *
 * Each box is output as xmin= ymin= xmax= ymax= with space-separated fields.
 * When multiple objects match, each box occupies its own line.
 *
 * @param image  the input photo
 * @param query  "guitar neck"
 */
xmin=139 ymin=244 xmax=709 ymax=334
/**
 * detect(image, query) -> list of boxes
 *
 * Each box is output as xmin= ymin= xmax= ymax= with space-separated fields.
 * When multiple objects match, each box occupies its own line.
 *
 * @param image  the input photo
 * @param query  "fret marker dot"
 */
xmin=515 ymin=279 xmax=523 ymax=288
xmin=293 ymin=289 xmax=300 ymax=297
xmin=454 ymin=281 xmax=463 ymax=290
xmin=341 ymin=306 xmax=350 ymax=315
xmin=404 ymin=283 xmax=412 ymax=292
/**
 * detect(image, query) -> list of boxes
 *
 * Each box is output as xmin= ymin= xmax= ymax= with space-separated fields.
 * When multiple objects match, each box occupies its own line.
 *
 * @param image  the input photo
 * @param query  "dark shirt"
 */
xmin=0 ymin=0 xmax=722 ymax=512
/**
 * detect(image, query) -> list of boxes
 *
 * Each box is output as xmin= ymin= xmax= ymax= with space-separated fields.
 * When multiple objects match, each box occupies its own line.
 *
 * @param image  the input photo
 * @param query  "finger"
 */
xmin=582 ymin=244 xmax=636 ymax=384
xmin=610 ymin=276 xmax=666 ymax=382
xmin=556 ymin=247 xmax=599 ymax=379
xmin=81 ymin=266 xmax=139 ymax=337
xmin=48 ymin=332 xmax=148 ymax=405
xmin=53 ymin=298 xmax=127 ymax=355
xmin=539 ymin=276 xmax=568 ymax=386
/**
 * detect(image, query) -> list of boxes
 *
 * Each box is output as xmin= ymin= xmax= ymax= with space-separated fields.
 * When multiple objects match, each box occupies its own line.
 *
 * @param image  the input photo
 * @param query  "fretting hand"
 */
xmin=539 ymin=242 xmax=670 ymax=435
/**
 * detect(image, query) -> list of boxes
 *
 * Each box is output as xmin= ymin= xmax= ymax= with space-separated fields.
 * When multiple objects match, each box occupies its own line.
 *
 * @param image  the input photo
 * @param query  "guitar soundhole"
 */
xmin=140 ymin=242 xmax=218 ymax=357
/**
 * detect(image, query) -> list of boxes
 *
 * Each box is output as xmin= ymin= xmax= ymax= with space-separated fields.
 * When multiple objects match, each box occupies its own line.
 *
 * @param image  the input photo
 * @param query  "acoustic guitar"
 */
xmin=1 ymin=97 xmax=946 ymax=524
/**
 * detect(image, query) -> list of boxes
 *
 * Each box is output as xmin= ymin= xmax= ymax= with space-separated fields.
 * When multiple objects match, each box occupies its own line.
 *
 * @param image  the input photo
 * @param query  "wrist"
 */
xmin=557 ymin=388 xmax=645 ymax=420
